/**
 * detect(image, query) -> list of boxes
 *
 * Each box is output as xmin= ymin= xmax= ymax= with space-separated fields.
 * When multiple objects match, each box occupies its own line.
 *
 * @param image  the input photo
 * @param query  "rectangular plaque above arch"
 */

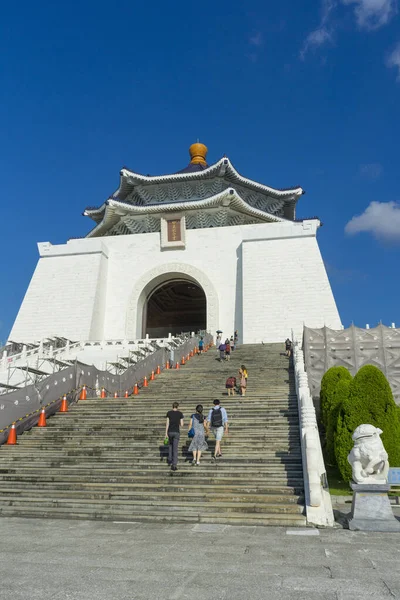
xmin=160 ymin=214 xmax=186 ymax=250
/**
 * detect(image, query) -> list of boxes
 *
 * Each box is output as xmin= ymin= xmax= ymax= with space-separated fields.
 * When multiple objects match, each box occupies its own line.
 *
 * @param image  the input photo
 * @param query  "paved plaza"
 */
xmin=1 ymin=511 xmax=400 ymax=600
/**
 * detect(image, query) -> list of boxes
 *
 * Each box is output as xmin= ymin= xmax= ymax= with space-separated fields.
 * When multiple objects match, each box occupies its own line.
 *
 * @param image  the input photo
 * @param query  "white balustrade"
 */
xmin=0 ymin=335 xmax=189 ymax=393
xmin=292 ymin=338 xmax=334 ymax=527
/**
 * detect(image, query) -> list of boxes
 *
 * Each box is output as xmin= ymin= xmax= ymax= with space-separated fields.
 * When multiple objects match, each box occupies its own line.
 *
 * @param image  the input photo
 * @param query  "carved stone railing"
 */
xmin=1 ymin=332 xmax=213 ymax=442
xmin=1 ymin=334 xmax=187 ymax=369
xmin=0 ymin=334 xmax=194 ymax=392
xmin=292 ymin=338 xmax=334 ymax=527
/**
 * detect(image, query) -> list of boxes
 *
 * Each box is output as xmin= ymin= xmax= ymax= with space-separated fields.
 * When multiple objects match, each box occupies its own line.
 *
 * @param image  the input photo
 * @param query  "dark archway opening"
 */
xmin=145 ymin=280 xmax=206 ymax=338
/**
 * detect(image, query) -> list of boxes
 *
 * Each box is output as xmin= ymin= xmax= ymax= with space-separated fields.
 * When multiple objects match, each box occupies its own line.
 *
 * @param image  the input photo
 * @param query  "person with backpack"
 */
xmin=206 ymin=399 xmax=229 ymax=460
xmin=165 ymin=402 xmax=184 ymax=472
xmin=225 ymin=375 xmax=236 ymax=396
xmin=188 ymin=404 xmax=208 ymax=465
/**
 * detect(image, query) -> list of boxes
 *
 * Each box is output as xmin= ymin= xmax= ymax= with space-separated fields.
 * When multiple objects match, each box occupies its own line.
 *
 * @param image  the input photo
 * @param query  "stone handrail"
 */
xmin=1 ymin=334 xmax=190 ymax=370
xmin=1 ymin=332 xmax=212 ymax=440
xmin=292 ymin=339 xmax=334 ymax=527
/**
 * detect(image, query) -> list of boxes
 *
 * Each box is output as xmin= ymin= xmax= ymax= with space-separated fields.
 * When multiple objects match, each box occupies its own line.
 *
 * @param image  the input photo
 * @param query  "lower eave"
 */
xmin=85 ymin=188 xmax=290 ymax=238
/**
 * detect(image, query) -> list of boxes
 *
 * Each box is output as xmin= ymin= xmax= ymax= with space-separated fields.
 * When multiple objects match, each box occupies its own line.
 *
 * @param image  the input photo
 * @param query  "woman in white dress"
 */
xmin=188 ymin=405 xmax=208 ymax=465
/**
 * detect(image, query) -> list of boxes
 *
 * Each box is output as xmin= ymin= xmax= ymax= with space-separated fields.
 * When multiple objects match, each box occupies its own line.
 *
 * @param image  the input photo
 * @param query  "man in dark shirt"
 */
xmin=165 ymin=402 xmax=184 ymax=471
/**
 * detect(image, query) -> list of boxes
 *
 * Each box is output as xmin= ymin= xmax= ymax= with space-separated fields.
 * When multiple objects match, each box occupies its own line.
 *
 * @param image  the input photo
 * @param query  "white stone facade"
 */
xmin=9 ymin=219 xmax=341 ymax=344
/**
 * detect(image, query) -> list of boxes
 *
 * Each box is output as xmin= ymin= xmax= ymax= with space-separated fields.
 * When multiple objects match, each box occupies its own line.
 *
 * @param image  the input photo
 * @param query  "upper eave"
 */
xmin=84 ymin=157 xmax=304 ymax=224
xmin=116 ymin=157 xmax=304 ymax=200
xmin=84 ymin=188 xmax=291 ymax=238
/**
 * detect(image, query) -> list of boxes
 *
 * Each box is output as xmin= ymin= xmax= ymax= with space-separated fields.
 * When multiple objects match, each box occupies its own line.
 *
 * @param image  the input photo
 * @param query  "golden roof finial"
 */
xmin=189 ymin=142 xmax=208 ymax=165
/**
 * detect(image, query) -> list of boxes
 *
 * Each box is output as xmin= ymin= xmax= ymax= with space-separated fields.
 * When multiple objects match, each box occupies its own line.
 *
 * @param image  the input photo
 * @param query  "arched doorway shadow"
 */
xmin=145 ymin=279 xmax=206 ymax=337
xmin=125 ymin=263 xmax=219 ymax=339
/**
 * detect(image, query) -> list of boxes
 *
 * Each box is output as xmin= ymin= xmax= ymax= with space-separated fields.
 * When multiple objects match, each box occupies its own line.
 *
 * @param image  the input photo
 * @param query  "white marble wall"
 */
xmin=9 ymin=220 xmax=342 ymax=344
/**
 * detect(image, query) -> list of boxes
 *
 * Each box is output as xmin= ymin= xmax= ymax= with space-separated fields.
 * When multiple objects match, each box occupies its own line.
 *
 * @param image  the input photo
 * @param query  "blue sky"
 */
xmin=1 ymin=0 xmax=399 ymax=342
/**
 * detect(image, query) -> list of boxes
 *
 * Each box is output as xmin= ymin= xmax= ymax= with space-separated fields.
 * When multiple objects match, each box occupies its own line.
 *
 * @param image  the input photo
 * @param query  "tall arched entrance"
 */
xmin=125 ymin=263 xmax=219 ymax=339
xmin=145 ymin=279 xmax=206 ymax=338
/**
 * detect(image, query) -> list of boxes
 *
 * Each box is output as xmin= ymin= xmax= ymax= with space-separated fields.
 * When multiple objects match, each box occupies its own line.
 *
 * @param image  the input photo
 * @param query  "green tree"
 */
xmin=334 ymin=365 xmax=400 ymax=482
xmin=320 ymin=366 xmax=352 ymax=427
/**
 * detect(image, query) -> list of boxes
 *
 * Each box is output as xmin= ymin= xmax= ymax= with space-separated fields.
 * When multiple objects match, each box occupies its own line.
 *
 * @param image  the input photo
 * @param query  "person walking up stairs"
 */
xmin=0 ymin=343 xmax=306 ymax=526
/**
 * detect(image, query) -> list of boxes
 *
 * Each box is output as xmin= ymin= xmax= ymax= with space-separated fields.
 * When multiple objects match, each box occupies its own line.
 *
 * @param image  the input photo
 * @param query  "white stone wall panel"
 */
xmin=8 ymin=220 xmax=341 ymax=344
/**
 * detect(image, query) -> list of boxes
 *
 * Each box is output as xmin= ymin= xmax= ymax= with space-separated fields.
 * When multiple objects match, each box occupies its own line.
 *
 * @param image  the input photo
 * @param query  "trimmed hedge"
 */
xmin=325 ymin=378 xmax=351 ymax=465
xmin=320 ymin=366 xmax=352 ymax=428
xmin=334 ymin=365 xmax=400 ymax=482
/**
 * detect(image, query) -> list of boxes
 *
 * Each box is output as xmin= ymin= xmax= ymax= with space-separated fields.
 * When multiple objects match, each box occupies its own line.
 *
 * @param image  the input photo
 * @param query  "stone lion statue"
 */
xmin=347 ymin=424 xmax=389 ymax=484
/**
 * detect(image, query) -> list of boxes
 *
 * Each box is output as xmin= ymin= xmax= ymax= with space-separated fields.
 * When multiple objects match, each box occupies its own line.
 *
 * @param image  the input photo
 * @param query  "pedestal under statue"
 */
xmin=347 ymin=424 xmax=400 ymax=532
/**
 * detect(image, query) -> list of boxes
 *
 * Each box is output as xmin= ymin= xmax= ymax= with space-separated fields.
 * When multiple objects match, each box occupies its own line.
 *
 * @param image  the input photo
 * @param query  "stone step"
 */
xmin=0 ymin=496 xmax=304 ymax=515
xmin=0 ymin=469 xmax=304 ymax=482
xmin=33 ymin=424 xmax=300 ymax=431
xmin=0 ymin=480 xmax=302 ymax=494
xmin=0 ymin=476 xmax=304 ymax=489
xmin=6 ymin=448 xmax=302 ymax=456
xmin=0 ymin=344 xmax=304 ymax=526
xmin=0 ymin=487 xmax=303 ymax=504
xmin=0 ymin=505 xmax=306 ymax=526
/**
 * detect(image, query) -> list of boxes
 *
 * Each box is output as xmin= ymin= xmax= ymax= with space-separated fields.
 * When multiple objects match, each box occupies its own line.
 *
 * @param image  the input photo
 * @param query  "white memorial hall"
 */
xmin=9 ymin=143 xmax=341 ymax=345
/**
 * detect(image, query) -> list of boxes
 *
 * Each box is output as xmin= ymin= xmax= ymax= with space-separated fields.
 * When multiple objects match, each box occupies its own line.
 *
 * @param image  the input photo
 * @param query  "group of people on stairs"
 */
xmin=225 ymin=365 xmax=248 ymax=396
xmin=216 ymin=330 xmax=238 ymax=361
xmin=164 ymin=399 xmax=229 ymax=472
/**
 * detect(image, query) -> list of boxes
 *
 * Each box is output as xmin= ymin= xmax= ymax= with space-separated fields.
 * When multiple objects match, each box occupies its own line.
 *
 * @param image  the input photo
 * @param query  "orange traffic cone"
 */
xmin=143 ymin=376 xmax=148 ymax=387
xmin=124 ymin=390 xmax=129 ymax=398
xmin=150 ymin=370 xmax=155 ymax=381
xmin=190 ymin=350 xmax=194 ymax=358
xmin=114 ymin=391 xmax=118 ymax=398
xmin=133 ymin=383 xmax=139 ymax=395
xmin=156 ymin=365 xmax=161 ymax=375
xmin=101 ymin=387 xmax=106 ymax=398
xmin=79 ymin=385 xmax=87 ymax=400
xmin=166 ymin=360 xmax=170 ymax=369
xmin=6 ymin=424 xmax=17 ymax=445
xmin=37 ymin=408 xmax=47 ymax=427
xmin=60 ymin=395 xmax=68 ymax=413
xmin=181 ymin=356 xmax=185 ymax=365
xmin=187 ymin=353 xmax=190 ymax=361
xmin=176 ymin=361 xmax=180 ymax=369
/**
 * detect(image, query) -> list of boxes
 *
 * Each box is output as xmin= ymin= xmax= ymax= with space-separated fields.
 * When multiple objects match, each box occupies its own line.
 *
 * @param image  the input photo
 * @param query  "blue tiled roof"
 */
xmin=175 ymin=162 xmax=209 ymax=174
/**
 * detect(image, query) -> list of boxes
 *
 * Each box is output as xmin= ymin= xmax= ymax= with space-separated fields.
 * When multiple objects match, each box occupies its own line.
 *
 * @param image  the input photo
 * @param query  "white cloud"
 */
xmin=300 ymin=0 xmax=337 ymax=59
xmin=359 ymin=163 xmax=383 ymax=180
xmin=386 ymin=41 xmax=400 ymax=80
xmin=345 ymin=201 xmax=400 ymax=241
xmin=341 ymin=0 xmax=397 ymax=30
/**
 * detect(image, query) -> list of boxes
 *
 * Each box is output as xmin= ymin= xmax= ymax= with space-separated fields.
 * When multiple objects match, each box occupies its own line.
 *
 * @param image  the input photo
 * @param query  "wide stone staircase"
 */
xmin=0 ymin=344 xmax=306 ymax=526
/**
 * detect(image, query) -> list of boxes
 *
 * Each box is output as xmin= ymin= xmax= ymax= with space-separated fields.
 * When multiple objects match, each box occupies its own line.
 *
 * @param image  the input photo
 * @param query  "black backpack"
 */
xmin=211 ymin=407 xmax=223 ymax=428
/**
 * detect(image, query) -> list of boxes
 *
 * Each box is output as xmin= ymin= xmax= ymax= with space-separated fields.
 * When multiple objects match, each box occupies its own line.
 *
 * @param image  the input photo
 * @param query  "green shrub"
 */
xmin=325 ymin=378 xmax=351 ymax=466
xmin=334 ymin=365 xmax=400 ymax=482
xmin=320 ymin=366 xmax=352 ymax=427
xmin=334 ymin=400 xmax=353 ymax=482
